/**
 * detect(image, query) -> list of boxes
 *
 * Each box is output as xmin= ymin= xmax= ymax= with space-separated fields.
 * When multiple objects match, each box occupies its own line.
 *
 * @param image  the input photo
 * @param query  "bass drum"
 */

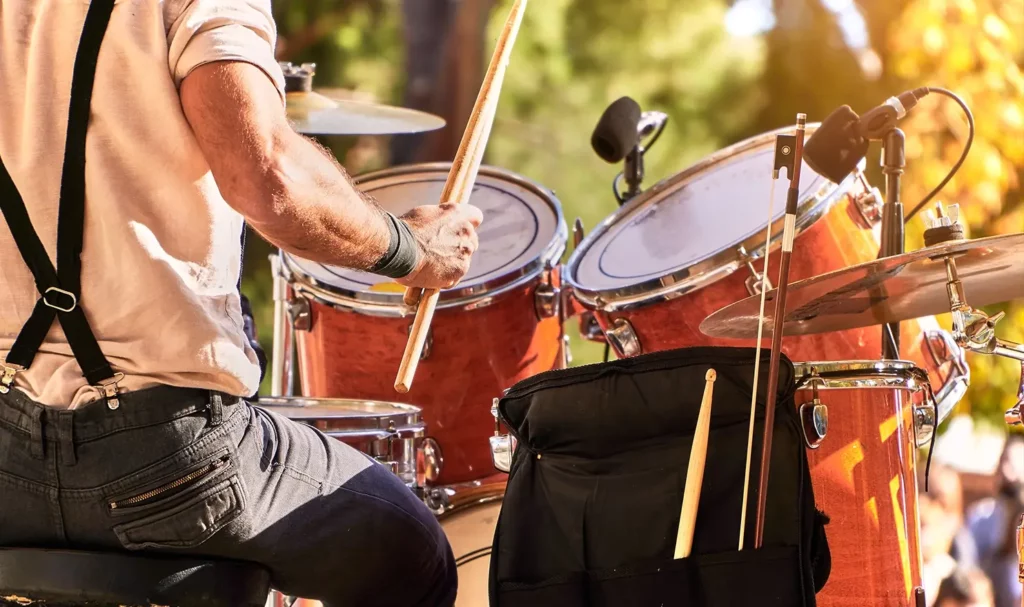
xmin=282 ymin=163 xmax=568 ymax=487
xmin=444 ymin=499 xmax=504 ymax=607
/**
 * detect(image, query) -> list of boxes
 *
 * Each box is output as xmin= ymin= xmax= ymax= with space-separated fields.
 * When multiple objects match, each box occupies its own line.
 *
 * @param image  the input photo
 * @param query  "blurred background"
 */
xmin=242 ymin=1 xmax=1023 ymax=605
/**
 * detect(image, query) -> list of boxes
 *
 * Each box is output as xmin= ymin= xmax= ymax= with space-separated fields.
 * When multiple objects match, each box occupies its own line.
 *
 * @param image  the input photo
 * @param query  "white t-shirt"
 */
xmin=0 ymin=0 xmax=286 ymax=408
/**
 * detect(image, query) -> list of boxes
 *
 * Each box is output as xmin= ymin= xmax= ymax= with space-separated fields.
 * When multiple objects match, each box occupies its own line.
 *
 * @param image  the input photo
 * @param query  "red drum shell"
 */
xmin=795 ymin=362 xmax=927 ymax=606
xmin=296 ymin=278 xmax=564 ymax=485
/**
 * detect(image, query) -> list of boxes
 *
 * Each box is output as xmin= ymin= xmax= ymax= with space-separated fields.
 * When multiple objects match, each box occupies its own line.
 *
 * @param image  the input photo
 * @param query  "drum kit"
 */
xmin=264 ymin=61 xmax=1024 ymax=606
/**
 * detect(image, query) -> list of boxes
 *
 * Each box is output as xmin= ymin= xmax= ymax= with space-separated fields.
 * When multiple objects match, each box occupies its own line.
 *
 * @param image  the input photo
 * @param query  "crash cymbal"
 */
xmin=286 ymin=90 xmax=446 ymax=136
xmin=699 ymin=233 xmax=1024 ymax=339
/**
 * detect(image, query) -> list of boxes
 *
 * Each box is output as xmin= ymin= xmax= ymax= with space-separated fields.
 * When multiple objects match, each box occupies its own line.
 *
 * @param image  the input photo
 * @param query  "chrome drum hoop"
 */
xmin=280 ymin=163 xmax=568 ymax=318
xmin=793 ymin=360 xmax=940 ymax=448
xmin=258 ymin=397 xmax=428 ymax=488
xmin=565 ymin=124 xmax=871 ymax=313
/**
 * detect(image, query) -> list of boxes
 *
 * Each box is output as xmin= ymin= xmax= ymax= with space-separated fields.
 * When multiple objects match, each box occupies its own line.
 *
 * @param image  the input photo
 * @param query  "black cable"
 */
xmin=455 ymin=546 xmax=492 ymax=568
xmin=905 ymin=87 xmax=975 ymax=222
xmin=603 ymin=342 xmax=611 ymax=363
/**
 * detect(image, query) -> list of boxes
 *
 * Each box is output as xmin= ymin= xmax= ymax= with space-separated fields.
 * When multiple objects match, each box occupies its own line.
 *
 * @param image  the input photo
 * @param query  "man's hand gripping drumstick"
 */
xmin=395 ymin=0 xmax=530 ymax=393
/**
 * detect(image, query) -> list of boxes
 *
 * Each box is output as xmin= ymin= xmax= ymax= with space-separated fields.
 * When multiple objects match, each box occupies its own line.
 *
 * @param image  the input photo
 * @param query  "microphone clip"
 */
xmin=615 ymin=111 xmax=668 ymax=204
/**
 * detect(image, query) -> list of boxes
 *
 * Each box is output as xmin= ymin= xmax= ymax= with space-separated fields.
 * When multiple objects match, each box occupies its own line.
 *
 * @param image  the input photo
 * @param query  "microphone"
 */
xmin=804 ymin=87 xmax=930 ymax=183
xmin=591 ymin=96 xmax=642 ymax=163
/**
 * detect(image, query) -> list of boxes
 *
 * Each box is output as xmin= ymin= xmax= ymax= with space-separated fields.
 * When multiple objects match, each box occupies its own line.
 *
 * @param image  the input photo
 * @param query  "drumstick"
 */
xmin=753 ymin=114 xmax=807 ymax=548
xmin=674 ymin=369 xmax=718 ymax=559
xmin=395 ymin=0 xmax=529 ymax=394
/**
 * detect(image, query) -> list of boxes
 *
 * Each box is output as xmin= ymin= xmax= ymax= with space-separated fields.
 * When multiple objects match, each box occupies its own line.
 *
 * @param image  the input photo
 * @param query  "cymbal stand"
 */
xmin=929 ymin=205 xmax=1024 ymax=425
xmin=269 ymin=252 xmax=297 ymax=397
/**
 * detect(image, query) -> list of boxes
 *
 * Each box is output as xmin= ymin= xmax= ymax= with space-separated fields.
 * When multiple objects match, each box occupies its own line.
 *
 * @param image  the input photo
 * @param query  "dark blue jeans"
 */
xmin=0 ymin=386 xmax=457 ymax=606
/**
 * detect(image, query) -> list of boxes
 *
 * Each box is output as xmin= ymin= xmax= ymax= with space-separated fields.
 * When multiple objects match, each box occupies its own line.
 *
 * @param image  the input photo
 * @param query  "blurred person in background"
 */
xmin=967 ymin=435 xmax=1024 ymax=607
xmin=933 ymin=566 xmax=996 ymax=607
xmin=921 ymin=464 xmax=982 ymax=605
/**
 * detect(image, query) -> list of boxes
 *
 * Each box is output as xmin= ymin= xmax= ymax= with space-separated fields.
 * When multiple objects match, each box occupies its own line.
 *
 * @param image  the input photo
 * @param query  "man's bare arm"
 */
xmin=179 ymin=61 xmax=389 ymax=269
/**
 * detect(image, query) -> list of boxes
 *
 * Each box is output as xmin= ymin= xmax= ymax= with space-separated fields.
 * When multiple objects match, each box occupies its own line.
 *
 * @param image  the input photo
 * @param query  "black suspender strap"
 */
xmin=0 ymin=0 xmax=121 ymax=404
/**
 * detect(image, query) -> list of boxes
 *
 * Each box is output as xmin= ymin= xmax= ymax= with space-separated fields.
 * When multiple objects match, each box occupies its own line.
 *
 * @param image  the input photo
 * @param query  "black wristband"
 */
xmin=368 ymin=212 xmax=419 ymax=279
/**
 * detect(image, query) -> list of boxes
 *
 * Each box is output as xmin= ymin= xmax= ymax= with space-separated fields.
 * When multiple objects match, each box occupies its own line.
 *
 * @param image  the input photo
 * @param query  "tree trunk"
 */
xmin=391 ymin=0 xmax=495 ymax=165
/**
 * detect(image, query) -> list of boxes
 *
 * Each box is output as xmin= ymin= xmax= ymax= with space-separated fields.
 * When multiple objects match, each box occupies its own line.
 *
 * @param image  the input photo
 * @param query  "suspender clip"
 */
xmin=0 ymin=363 xmax=22 ymax=395
xmin=95 ymin=372 xmax=125 ymax=410
xmin=43 ymin=287 xmax=78 ymax=313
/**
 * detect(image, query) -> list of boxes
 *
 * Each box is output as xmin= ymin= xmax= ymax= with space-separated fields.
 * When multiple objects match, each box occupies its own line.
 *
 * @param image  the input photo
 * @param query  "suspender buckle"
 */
xmin=94 ymin=372 xmax=125 ymax=410
xmin=43 ymin=287 xmax=78 ymax=313
xmin=0 ymin=363 xmax=22 ymax=395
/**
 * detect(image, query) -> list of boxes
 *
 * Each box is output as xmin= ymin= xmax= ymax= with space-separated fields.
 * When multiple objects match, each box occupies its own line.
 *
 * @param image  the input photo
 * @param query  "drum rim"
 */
xmin=257 ymin=396 xmax=423 ymax=422
xmin=565 ymin=124 xmax=866 ymax=312
xmin=281 ymin=163 xmax=568 ymax=316
xmin=793 ymin=359 xmax=930 ymax=391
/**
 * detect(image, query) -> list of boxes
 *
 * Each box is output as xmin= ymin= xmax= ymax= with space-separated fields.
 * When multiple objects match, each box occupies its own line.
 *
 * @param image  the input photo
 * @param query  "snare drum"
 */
xmin=566 ymin=126 xmax=968 ymax=423
xmin=794 ymin=360 xmax=931 ymax=606
xmin=257 ymin=396 xmax=433 ymax=488
xmin=281 ymin=164 xmax=568 ymax=486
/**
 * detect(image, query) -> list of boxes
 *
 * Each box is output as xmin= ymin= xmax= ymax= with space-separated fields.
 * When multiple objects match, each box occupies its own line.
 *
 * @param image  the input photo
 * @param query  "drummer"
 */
xmin=0 ymin=1 xmax=480 ymax=605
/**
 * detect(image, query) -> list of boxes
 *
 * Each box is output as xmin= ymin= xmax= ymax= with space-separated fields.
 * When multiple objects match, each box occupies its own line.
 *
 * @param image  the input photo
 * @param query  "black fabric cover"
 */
xmin=489 ymin=346 xmax=830 ymax=606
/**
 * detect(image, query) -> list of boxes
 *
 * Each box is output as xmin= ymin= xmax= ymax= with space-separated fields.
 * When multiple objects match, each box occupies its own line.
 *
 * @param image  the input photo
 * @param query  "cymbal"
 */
xmin=699 ymin=233 xmax=1024 ymax=339
xmin=285 ymin=90 xmax=446 ymax=136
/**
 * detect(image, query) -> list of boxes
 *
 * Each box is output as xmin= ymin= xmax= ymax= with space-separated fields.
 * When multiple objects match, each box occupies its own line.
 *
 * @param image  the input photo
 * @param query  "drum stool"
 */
xmin=0 ymin=549 xmax=270 ymax=606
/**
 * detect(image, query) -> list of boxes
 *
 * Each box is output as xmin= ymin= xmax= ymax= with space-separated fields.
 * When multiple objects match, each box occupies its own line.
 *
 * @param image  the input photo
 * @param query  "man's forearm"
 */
xmin=242 ymin=129 xmax=390 ymax=270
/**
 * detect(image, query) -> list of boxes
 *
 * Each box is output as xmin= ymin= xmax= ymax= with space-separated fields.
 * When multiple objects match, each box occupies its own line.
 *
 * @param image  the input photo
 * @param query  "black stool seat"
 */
xmin=0 ymin=549 xmax=270 ymax=606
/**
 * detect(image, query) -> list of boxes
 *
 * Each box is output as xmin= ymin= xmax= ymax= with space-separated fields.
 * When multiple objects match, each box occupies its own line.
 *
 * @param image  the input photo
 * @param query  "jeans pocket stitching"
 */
xmin=112 ymin=475 xmax=245 ymax=550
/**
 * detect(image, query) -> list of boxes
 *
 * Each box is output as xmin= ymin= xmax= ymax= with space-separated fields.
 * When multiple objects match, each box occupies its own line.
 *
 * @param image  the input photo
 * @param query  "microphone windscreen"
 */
xmin=803 ymin=105 xmax=870 ymax=184
xmin=591 ymin=96 xmax=642 ymax=163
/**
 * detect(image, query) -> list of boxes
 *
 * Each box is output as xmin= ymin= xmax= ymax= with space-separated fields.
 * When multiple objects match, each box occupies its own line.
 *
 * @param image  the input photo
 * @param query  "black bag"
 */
xmin=488 ymin=346 xmax=831 ymax=606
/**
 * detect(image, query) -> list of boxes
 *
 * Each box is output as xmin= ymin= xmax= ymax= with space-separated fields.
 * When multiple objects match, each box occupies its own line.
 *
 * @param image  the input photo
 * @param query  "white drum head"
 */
xmin=284 ymin=164 xmax=565 ymax=308
xmin=568 ymin=125 xmax=859 ymax=307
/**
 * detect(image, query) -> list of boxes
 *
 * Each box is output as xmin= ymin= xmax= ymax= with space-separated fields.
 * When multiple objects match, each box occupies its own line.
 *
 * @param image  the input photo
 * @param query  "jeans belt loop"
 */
xmin=57 ymin=411 xmax=77 ymax=467
xmin=29 ymin=406 xmax=45 ymax=460
xmin=208 ymin=392 xmax=224 ymax=427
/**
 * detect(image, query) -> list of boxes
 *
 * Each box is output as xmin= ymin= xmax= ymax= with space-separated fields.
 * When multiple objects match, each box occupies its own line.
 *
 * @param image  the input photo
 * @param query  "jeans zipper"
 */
xmin=108 ymin=456 xmax=228 ymax=510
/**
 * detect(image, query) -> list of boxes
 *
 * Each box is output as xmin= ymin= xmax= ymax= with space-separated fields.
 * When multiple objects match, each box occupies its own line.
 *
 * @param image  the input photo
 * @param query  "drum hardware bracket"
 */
xmin=490 ymin=398 xmax=515 ymax=473
xmin=934 ymin=231 xmax=1024 ymax=425
xmin=561 ymin=334 xmax=573 ymax=368
xmin=578 ymin=312 xmax=606 ymax=344
xmin=606 ymin=317 xmax=642 ymax=358
xmin=799 ymin=374 xmax=828 ymax=450
xmin=613 ymin=111 xmax=669 ymax=204
xmin=853 ymin=187 xmax=884 ymax=228
xmin=737 ymin=245 xmax=774 ymax=297
xmin=287 ymin=296 xmax=312 ymax=331
xmin=923 ymin=329 xmax=971 ymax=427
xmin=534 ymin=283 xmax=560 ymax=319
xmin=572 ymin=217 xmax=585 ymax=249
xmin=416 ymin=437 xmax=444 ymax=485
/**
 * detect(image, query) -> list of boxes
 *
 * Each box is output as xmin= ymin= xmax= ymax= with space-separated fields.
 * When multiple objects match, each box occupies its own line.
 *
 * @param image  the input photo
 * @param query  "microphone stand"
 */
xmin=878 ymin=129 xmax=906 ymax=360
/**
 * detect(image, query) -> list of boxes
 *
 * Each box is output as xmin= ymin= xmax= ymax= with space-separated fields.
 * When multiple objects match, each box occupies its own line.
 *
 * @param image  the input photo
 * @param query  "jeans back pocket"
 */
xmin=112 ymin=474 xmax=245 ymax=550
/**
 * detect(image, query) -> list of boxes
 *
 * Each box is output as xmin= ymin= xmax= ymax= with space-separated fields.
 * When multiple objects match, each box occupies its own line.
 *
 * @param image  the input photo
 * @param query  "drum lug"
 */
xmin=534 ymin=283 xmax=560 ymax=319
xmin=561 ymin=334 xmax=573 ymax=367
xmin=737 ymin=245 xmax=773 ymax=296
xmin=287 ymin=296 xmax=312 ymax=331
xmin=800 ymin=375 xmax=828 ymax=449
xmin=914 ymin=402 xmax=937 ymax=448
xmin=578 ymin=311 xmax=607 ymax=343
xmin=606 ymin=318 xmax=642 ymax=358
xmin=853 ymin=174 xmax=884 ymax=228
xmin=490 ymin=397 xmax=516 ymax=473
xmin=417 ymin=438 xmax=443 ymax=486
xmin=923 ymin=330 xmax=971 ymax=427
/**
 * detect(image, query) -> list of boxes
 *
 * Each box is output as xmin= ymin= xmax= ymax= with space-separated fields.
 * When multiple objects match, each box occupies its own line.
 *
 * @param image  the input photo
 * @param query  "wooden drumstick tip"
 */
xmin=705 ymin=369 xmax=717 ymax=382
